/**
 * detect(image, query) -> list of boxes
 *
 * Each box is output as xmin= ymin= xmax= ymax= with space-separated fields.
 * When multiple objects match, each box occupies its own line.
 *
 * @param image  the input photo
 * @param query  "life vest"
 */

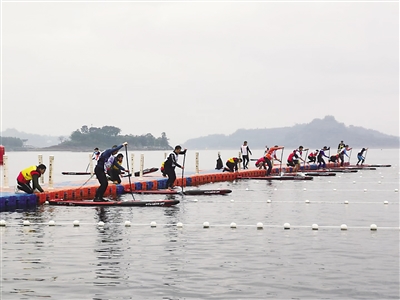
xmin=18 ymin=165 xmax=40 ymax=183
xmin=287 ymin=151 xmax=296 ymax=162
xmin=227 ymin=157 xmax=237 ymax=164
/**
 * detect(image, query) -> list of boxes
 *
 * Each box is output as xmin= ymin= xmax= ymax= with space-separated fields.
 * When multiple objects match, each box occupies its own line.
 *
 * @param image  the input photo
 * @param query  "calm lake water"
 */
xmin=1 ymin=149 xmax=399 ymax=299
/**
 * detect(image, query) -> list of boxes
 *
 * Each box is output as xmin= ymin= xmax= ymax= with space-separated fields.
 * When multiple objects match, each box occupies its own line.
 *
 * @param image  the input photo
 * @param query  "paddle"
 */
xmin=279 ymin=147 xmax=284 ymax=176
xmin=125 ymin=144 xmax=135 ymax=200
xmin=79 ymin=173 xmax=95 ymax=189
xmin=181 ymin=151 xmax=187 ymax=192
xmin=363 ymin=148 xmax=368 ymax=164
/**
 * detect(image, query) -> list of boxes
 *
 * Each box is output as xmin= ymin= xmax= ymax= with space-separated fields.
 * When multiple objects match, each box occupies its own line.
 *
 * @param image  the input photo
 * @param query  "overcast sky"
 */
xmin=1 ymin=1 xmax=398 ymax=146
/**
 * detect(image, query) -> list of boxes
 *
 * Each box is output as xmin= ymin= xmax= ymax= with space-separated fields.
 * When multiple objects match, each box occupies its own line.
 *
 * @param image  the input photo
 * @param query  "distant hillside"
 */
xmin=1 ymin=128 xmax=63 ymax=148
xmin=184 ymin=116 xmax=400 ymax=149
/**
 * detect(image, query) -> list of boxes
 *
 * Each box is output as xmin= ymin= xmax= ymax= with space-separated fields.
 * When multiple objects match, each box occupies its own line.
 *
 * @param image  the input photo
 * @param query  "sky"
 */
xmin=1 ymin=0 xmax=399 ymax=146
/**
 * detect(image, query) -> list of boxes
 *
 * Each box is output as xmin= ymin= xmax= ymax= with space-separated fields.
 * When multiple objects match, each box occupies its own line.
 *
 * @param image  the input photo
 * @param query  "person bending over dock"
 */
xmin=16 ymin=164 xmax=46 ymax=194
xmin=223 ymin=157 xmax=242 ymax=172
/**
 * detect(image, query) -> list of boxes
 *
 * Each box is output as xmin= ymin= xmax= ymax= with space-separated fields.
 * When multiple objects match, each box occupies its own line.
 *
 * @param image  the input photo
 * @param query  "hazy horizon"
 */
xmin=1 ymin=1 xmax=399 ymax=146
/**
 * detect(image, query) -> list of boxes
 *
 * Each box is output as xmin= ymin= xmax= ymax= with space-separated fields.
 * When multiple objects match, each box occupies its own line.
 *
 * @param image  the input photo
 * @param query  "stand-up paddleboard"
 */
xmin=63 ymin=168 xmax=159 ymax=176
xmin=47 ymin=199 xmax=179 ymax=207
xmin=331 ymin=166 xmax=376 ymax=171
xmin=134 ymin=167 xmax=159 ymax=177
xmin=349 ymin=164 xmax=391 ymax=168
xmin=62 ymin=172 xmax=91 ymax=175
xmin=284 ymin=172 xmax=336 ymax=177
xmin=125 ymin=189 xmax=232 ymax=195
xmin=238 ymin=175 xmax=313 ymax=181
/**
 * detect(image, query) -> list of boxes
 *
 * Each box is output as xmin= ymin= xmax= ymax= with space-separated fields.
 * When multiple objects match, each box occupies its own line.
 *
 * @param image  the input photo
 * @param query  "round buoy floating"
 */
xmin=48 ymin=220 xmax=55 ymax=226
xmin=176 ymin=222 xmax=183 ymax=228
xmin=150 ymin=221 xmax=157 ymax=227
xmin=305 ymin=200 xmax=310 ymax=204
xmin=344 ymin=200 xmax=349 ymax=204
xmin=124 ymin=221 xmax=131 ymax=227
xmin=333 ymin=188 xmax=337 ymax=191
xmin=193 ymin=199 xmax=198 ymax=202
xmin=256 ymin=222 xmax=263 ymax=230
xmin=378 ymin=181 xmax=381 ymax=184
xmin=44 ymin=201 xmax=49 ymax=205
xmin=383 ymin=201 xmax=389 ymax=205
xmin=370 ymin=224 xmax=377 ymax=231
xmin=97 ymin=221 xmax=105 ymax=227
xmin=203 ymin=222 xmax=210 ymax=228
xmin=266 ymin=199 xmax=271 ymax=203
xmin=23 ymin=220 xmax=30 ymax=226
xmin=274 ymin=188 xmax=278 ymax=191
xmin=0 ymin=220 xmax=6 ymax=226
xmin=340 ymin=224 xmax=348 ymax=231
xmin=230 ymin=222 xmax=237 ymax=228
xmin=353 ymin=181 xmax=356 ymax=184
xmin=230 ymin=199 xmax=235 ymax=202
xmin=73 ymin=220 xmax=80 ymax=227
xmin=311 ymin=224 xmax=318 ymax=230
xmin=363 ymin=189 xmax=367 ymax=192
xmin=283 ymin=223 xmax=290 ymax=230
xmin=303 ymin=188 xmax=307 ymax=191
xmin=395 ymin=189 xmax=398 ymax=193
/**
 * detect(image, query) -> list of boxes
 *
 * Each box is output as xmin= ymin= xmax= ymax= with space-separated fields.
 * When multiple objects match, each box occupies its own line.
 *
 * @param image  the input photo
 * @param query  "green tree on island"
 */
xmin=60 ymin=125 xmax=172 ymax=150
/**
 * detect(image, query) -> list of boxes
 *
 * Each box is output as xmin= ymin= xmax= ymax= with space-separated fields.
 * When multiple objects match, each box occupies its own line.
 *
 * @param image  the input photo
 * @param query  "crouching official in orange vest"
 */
xmin=16 ymin=164 xmax=46 ymax=194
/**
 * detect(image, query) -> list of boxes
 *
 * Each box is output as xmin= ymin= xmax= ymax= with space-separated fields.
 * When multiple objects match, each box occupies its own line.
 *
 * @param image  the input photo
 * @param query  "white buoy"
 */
xmin=44 ymin=201 xmax=49 ymax=205
xmin=97 ymin=221 xmax=105 ymax=227
xmin=395 ymin=189 xmax=398 ymax=193
xmin=359 ymin=176 xmax=362 ymax=178
xmin=245 ymin=188 xmax=249 ymax=191
xmin=384 ymin=201 xmax=388 ymax=205
xmin=193 ymin=199 xmax=198 ymax=202
xmin=303 ymin=188 xmax=307 ymax=191
xmin=363 ymin=189 xmax=367 ymax=192
xmin=274 ymin=188 xmax=278 ymax=191
xmin=353 ymin=181 xmax=356 ymax=184
xmin=305 ymin=200 xmax=310 ymax=204
xmin=328 ymin=181 xmax=331 ymax=183
xmin=203 ymin=221 xmax=210 ymax=228
xmin=370 ymin=224 xmax=377 ymax=231
xmin=230 ymin=222 xmax=237 ymax=228
xmin=333 ymin=188 xmax=337 ymax=191
xmin=256 ymin=222 xmax=263 ymax=229
xmin=0 ymin=220 xmax=6 ymax=226
xmin=381 ymin=176 xmax=384 ymax=178
xmin=150 ymin=221 xmax=157 ymax=227
xmin=176 ymin=222 xmax=183 ymax=228
xmin=344 ymin=200 xmax=349 ymax=204
xmin=283 ymin=223 xmax=290 ymax=230
xmin=378 ymin=181 xmax=381 ymax=184
xmin=266 ymin=199 xmax=271 ymax=203
xmin=230 ymin=199 xmax=235 ymax=202
xmin=124 ymin=221 xmax=131 ymax=227
xmin=312 ymin=224 xmax=318 ymax=230
xmin=48 ymin=220 xmax=55 ymax=226
xmin=340 ymin=224 xmax=348 ymax=230
xmin=23 ymin=220 xmax=30 ymax=226
xmin=73 ymin=220 xmax=80 ymax=226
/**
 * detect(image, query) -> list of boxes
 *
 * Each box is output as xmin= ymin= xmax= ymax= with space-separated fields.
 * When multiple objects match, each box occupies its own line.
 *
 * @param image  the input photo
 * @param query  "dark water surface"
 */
xmin=1 ymin=149 xmax=399 ymax=299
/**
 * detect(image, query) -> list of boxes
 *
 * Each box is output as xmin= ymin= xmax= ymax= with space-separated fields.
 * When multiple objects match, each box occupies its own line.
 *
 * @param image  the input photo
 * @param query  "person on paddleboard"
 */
xmin=356 ymin=148 xmax=368 ymax=165
xmin=308 ymin=150 xmax=319 ymax=163
xmin=264 ymin=145 xmax=284 ymax=176
xmin=164 ymin=145 xmax=187 ymax=191
xmin=337 ymin=141 xmax=345 ymax=153
xmin=287 ymin=146 xmax=305 ymax=173
xmin=107 ymin=153 xmax=126 ymax=184
xmin=317 ymin=146 xmax=330 ymax=169
xmin=223 ymin=157 xmax=242 ymax=172
xmin=338 ymin=145 xmax=352 ymax=166
xmin=240 ymin=141 xmax=252 ymax=170
xmin=94 ymin=142 xmax=128 ymax=201
xmin=16 ymin=164 xmax=46 ymax=194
